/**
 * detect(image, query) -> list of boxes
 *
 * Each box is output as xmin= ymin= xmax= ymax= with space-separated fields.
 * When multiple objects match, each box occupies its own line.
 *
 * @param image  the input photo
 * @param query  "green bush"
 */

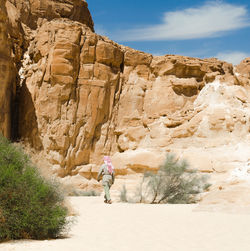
xmin=0 ymin=136 xmax=69 ymax=242
xmin=144 ymin=154 xmax=210 ymax=204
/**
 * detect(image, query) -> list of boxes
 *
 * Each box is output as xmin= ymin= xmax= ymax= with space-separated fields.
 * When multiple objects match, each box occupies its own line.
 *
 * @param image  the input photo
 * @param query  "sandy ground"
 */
xmin=1 ymin=197 xmax=250 ymax=251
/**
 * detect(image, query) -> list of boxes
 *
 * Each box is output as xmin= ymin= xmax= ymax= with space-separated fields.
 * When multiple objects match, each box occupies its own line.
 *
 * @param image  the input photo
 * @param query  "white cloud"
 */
xmin=215 ymin=51 xmax=249 ymax=65
xmin=114 ymin=1 xmax=250 ymax=41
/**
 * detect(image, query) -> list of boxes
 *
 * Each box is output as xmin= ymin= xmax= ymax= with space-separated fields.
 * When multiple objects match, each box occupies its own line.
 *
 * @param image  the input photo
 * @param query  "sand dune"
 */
xmin=1 ymin=197 xmax=250 ymax=251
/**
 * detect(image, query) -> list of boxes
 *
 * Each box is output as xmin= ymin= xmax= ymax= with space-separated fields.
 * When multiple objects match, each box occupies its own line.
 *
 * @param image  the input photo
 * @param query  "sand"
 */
xmin=1 ymin=197 xmax=250 ymax=251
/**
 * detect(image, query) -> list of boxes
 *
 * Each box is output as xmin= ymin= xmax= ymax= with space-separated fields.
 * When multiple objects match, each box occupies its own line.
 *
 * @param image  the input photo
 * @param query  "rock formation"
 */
xmin=7 ymin=0 xmax=94 ymax=30
xmin=0 ymin=0 xmax=15 ymax=139
xmin=1 ymin=0 xmax=250 ymax=202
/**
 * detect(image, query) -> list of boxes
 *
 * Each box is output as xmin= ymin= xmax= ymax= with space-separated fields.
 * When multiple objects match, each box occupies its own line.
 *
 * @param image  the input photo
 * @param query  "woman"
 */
xmin=97 ymin=156 xmax=115 ymax=204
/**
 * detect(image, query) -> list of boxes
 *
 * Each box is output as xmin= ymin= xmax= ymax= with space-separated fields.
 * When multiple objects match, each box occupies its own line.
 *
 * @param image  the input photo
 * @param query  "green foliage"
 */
xmin=0 ymin=136 xmax=69 ymax=242
xmin=144 ymin=154 xmax=210 ymax=204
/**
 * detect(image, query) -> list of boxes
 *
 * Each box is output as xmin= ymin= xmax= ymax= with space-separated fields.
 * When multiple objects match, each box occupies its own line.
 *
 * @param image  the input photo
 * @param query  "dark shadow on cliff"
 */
xmin=17 ymin=82 xmax=43 ymax=150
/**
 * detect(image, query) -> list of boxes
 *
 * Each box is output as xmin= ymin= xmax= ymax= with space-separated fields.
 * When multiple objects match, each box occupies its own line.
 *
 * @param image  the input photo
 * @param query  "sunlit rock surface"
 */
xmin=1 ymin=0 xmax=250 ymax=203
xmin=0 ymin=0 xmax=15 ymax=138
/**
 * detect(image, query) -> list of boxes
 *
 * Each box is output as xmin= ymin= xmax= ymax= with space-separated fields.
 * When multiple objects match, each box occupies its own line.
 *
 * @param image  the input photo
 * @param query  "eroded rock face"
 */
xmin=0 ymin=0 xmax=94 ymax=140
xmin=236 ymin=57 xmax=250 ymax=87
xmin=19 ymin=20 xmax=123 ymax=177
xmin=2 ymin=0 xmax=250 ymax=202
xmin=236 ymin=57 xmax=250 ymax=78
xmin=7 ymin=0 xmax=94 ymax=30
xmin=18 ymin=16 xmax=250 ymax=194
xmin=0 ymin=0 xmax=15 ymax=138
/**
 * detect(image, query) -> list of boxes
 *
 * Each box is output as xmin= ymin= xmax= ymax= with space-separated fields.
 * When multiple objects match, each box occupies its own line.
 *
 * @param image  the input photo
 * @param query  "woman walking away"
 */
xmin=97 ymin=156 xmax=115 ymax=204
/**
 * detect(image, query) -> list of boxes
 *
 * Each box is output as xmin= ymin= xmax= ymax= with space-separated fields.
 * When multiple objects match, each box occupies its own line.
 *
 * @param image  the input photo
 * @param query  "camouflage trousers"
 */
xmin=103 ymin=182 xmax=111 ymax=201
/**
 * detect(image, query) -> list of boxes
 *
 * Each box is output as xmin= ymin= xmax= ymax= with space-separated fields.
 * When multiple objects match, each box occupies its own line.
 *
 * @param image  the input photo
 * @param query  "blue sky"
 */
xmin=87 ymin=0 xmax=250 ymax=65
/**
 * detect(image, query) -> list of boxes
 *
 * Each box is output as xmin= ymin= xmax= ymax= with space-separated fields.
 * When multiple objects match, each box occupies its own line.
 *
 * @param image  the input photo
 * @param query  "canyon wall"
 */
xmin=1 ymin=0 xmax=250 ymax=202
xmin=7 ymin=0 xmax=94 ymax=30
xmin=0 ymin=0 xmax=15 ymax=139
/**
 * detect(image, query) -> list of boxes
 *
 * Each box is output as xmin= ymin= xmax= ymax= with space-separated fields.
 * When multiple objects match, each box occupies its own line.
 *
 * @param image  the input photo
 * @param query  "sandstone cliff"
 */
xmin=7 ymin=0 xmax=94 ymax=30
xmin=0 ymin=0 xmax=15 ymax=139
xmin=1 ymin=0 xmax=250 ymax=202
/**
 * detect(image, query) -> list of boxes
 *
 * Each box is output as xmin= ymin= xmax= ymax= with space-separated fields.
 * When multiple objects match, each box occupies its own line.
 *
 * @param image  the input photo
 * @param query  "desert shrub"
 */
xmin=119 ymin=185 xmax=128 ymax=202
xmin=143 ymin=154 xmax=210 ymax=204
xmin=133 ymin=175 xmax=146 ymax=203
xmin=0 ymin=136 xmax=69 ymax=242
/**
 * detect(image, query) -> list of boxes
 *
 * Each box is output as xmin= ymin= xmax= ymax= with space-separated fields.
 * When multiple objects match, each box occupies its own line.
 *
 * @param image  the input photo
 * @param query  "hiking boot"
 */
xmin=107 ymin=200 xmax=112 ymax=204
xmin=104 ymin=199 xmax=108 ymax=203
